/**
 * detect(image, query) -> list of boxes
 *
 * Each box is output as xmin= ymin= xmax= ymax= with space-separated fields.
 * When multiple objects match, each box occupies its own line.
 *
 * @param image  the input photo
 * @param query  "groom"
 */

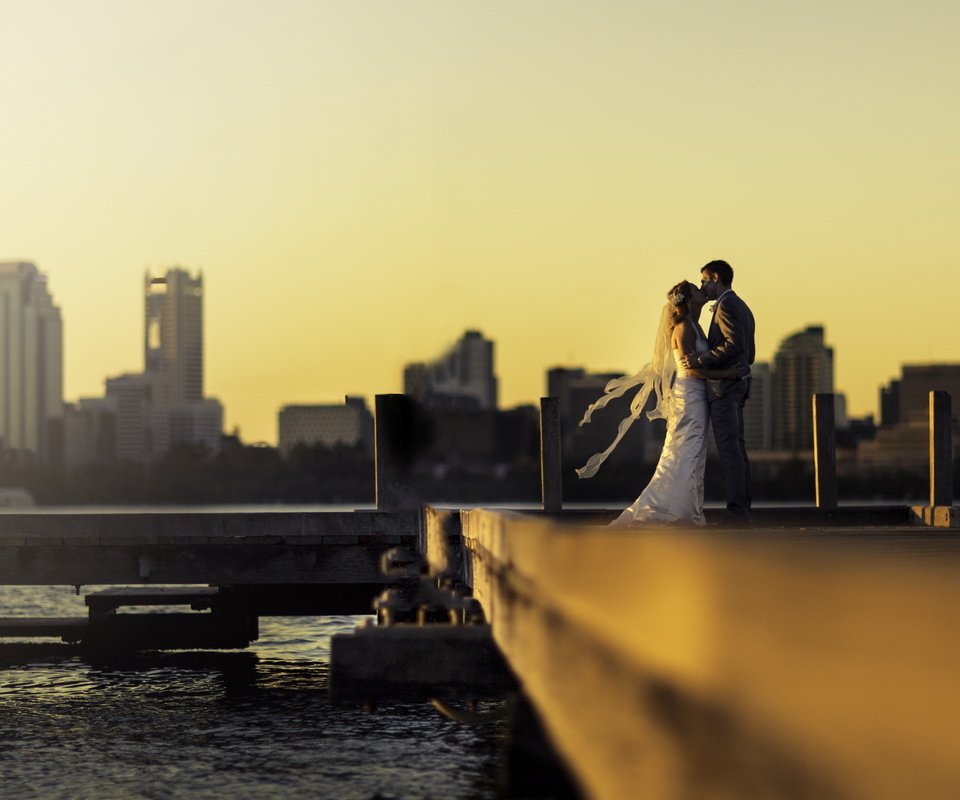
xmin=681 ymin=259 xmax=755 ymax=523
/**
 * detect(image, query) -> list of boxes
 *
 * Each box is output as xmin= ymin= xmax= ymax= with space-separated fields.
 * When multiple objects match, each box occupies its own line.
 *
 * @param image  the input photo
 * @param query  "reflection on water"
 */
xmin=0 ymin=587 xmax=505 ymax=800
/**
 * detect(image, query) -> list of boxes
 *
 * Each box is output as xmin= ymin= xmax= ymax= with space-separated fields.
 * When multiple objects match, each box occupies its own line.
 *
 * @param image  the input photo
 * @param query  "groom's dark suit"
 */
xmin=698 ymin=290 xmax=755 ymax=518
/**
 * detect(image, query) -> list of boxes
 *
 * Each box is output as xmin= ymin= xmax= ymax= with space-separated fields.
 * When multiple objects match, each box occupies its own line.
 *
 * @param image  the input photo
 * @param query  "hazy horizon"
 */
xmin=3 ymin=1 xmax=958 ymax=443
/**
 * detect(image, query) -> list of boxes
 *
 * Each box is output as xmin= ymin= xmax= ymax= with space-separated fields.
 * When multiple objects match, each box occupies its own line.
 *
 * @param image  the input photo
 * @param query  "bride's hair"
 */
xmin=666 ymin=280 xmax=695 ymax=326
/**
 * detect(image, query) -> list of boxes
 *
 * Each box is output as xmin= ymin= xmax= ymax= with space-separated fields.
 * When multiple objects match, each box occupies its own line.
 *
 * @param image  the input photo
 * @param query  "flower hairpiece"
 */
xmin=668 ymin=288 xmax=686 ymax=307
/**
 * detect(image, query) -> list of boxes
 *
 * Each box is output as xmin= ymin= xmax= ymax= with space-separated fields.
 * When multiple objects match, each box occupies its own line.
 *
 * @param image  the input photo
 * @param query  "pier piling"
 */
xmin=539 ymin=397 xmax=562 ymax=513
xmin=813 ymin=393 xmax=838 ymax=509
xmin=930 ymin=390 xmax=953 ymax=508
xmin=375 ymin=394 xmax=422 ymax=511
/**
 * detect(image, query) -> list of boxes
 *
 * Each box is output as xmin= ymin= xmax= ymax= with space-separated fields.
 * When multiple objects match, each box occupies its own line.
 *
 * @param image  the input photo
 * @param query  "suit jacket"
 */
xmin=699 ymin=290 xmax=755 ymax=386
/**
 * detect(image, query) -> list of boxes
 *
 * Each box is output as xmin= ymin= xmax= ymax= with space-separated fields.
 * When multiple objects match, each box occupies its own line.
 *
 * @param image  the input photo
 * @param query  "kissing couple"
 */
xmin=576 ymin=259 xmax=756 ymax=526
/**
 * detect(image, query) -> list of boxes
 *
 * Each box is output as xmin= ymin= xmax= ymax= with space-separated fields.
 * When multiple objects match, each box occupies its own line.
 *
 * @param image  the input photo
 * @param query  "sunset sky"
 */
xmin=2 ymin=1 xmax=957 ymax=444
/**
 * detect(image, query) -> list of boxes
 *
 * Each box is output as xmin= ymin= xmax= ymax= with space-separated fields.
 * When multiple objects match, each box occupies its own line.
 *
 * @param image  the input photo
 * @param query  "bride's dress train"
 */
xmin=610 ymin=336 xmax=709 ymax=526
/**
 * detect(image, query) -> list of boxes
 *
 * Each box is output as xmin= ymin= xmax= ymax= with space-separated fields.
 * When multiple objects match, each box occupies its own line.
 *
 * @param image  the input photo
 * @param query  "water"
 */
xmin=0 ymin=586 xmax=506 ymax=800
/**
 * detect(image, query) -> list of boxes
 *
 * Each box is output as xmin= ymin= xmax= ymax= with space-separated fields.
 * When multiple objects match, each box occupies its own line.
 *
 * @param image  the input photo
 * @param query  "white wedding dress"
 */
xmin=609 ymin=329 xmax=710 ymax=526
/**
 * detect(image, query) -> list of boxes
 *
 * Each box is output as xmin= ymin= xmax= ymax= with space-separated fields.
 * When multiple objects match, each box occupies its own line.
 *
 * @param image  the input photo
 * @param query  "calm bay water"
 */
xmin=0 ymin=504 xmax=508 ymax=799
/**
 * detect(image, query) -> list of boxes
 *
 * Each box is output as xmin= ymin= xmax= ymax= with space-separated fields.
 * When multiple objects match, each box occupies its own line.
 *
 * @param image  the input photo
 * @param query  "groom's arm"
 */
xmin=697 ymin=302 xmax=747 ymax=369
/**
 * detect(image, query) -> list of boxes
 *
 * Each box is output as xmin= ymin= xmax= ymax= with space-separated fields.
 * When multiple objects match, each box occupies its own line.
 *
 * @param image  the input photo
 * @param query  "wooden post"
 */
xmin=813 ymin=393 xmax=838 ymax=510
xmin=539 ymin=397 xmax=562 ymax=513
xmin=375 ymin=394 xmax=417 ymax=511
xmin=930 ymin=390 xmax=953 ymax=508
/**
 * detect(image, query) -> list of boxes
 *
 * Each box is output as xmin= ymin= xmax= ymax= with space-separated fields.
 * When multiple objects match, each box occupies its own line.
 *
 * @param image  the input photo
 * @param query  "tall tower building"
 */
xmin=898 ymin=365 xmax=960 ymax=426
xmin=404 ymin=330 xmax=498 ymax=410
xmin=772 ymin=326 xmax=834 ymax=451
xmin=0 ymin=262 xmax=63 ymax=460
xmin=743 ymin=361 xmax=773 ymax=451
xmin=143 ymin=268 xmax=222 ymax=456
xmin=145 ymin=268 xmax=204 ymax=405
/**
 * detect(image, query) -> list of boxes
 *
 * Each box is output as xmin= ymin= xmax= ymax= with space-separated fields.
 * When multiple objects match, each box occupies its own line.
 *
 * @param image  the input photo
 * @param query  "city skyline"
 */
xmin=11 ymin=258 xmax=956 ymax=451
xmin=3 ymin=3 xmax=958 ymax=444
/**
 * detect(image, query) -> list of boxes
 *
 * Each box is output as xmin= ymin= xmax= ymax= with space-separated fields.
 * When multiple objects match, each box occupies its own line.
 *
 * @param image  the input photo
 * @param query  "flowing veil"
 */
xmin=575 ymin=303 xmax=678 ymax=479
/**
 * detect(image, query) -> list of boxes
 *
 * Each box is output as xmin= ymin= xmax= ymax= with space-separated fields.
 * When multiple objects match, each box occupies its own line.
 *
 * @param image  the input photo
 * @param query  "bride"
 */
xmin=576 ymin=280 xmax=744 ymax=525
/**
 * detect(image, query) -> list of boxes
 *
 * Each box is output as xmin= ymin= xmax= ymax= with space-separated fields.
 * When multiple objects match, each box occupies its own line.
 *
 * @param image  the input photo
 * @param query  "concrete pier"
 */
xmin=0 ymin=510 xmax=417 ymax=585
xmin=450 ymin=509 xmax=960 ymax=800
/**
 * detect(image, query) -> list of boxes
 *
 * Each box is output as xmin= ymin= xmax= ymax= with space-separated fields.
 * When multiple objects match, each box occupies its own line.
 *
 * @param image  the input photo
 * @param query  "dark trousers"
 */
xmin=709 ymin=378 xmax=752 ymax=515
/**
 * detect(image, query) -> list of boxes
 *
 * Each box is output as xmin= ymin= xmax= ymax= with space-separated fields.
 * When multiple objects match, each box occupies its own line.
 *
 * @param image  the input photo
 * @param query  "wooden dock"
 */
xmin=402 ymin=507 xmax=960 ymax=800
xmin=0 ymin=510 xmax=417 ymax=585
xmin=0 ymin=510 xmax=419 ymax=649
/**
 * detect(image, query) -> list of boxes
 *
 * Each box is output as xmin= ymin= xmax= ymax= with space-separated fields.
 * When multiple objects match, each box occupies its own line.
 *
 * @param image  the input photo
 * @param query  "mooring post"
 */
xmin=930 ymin=390 xmax=953 ymax=508
xmin=375 ymin=394 xmax=419 ymax=511
xmin=539 ymin=397 xmax=562 ymax=513
xmin=813 ymin=393 xmax=838 ymax=510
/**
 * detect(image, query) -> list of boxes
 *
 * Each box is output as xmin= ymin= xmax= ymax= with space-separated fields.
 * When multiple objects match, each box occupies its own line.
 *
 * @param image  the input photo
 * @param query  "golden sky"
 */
xmin=2 ymin=1 xmax=958 ymax=444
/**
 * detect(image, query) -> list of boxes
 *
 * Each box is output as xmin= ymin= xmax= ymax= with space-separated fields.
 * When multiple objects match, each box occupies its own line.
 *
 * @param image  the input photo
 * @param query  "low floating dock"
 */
xmin=0 ymin=510 xmax=418 ymax=650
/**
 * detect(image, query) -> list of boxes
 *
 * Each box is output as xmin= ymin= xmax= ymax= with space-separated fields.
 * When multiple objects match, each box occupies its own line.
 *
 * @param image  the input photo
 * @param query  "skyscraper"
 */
xmin=142 ymin=267 xmax=222 ymax=456
xmin=0 ymin=262 xmax=63 ymax=460
xmin=145 ymin=269 xmax=204 ymax=405
xmin=404 ymin=330 xmax=498 ymax=410
xmin=743 ymin=361 xmax=773 ymax=451
xmin=772 ymin=326 xmax=834 ymax=451
xmin=897 ymin=365 xmax=960 ymax=425
xmin=546 ymin=365 xmax=664 ymax=466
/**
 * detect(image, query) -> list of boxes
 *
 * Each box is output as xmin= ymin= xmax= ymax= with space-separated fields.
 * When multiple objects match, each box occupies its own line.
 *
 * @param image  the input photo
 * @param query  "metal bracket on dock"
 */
xmin=373 ymin=545 xmax=482 ymax=626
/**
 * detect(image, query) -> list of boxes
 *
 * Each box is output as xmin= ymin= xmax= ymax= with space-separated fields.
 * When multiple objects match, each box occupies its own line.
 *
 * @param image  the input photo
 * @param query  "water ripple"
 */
xmin=0 ymin=587 xmax=505 ymax=799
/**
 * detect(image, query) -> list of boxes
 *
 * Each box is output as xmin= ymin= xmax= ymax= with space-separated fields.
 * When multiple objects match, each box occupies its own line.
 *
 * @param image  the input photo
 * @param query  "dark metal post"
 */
xmin=930 ymin=391 xmax=953 ymax=507
xmin=539 ymin=397 xmax=562 ymax=513
xmin=375 ymin=394 xmax=414 ymax=511
xmin=813 ymin=393 xmax=838 ymax=510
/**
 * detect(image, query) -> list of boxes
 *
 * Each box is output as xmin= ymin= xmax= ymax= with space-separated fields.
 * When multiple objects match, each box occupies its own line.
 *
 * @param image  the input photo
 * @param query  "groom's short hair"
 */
xmin=702 ymin=259 xmax=734 ymax=286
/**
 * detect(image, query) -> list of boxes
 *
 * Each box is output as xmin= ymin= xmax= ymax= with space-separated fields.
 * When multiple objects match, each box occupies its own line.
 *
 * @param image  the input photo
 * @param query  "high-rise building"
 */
xmin=64 ymin=397 xmax=117 ymax=470
xmin=404 ymin=330 xmax=498 ymax=410
xmin=145 ymin=269 xmax=203 ymax=405
xmin=743 ymin=362 xmax=773 ymax=451
xmin=106 ymin=373 xmax=155 ymax=463
xmin=772 ymin=326 xmax=834 ymax=451
xmin=142 ymin=268 xmax=222 ymax=455
xmin=880 ymin=379 xmax=901 ymax=428
xmin=897 ymin=365 xmax=960 ymax=426
xmin=858 ymin=365 xmax=960 ymax=471
xmin=0 ymin=262 xmax=63 ymax=460
xmin=547 ymin=366 xmax=663 ymax=466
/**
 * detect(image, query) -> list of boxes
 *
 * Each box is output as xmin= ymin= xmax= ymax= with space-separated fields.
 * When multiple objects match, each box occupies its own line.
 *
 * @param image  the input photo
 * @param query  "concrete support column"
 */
xmin=813 ymin=393 xmax=838 ymax=510
xmin=930 ymin=391 xmax=953 ymax=508
xmin=539 ymin=397 xmax=562 ymax=513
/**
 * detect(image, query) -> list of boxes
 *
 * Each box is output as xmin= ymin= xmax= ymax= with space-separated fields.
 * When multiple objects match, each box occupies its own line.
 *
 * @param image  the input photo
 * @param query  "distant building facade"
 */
xmin=880 ymin=379 xmax=901 ymax=428
xmin=62 ymin=268 xmax=224 ymax=467
xmin=278 ymin=397 xmax=373 ymax=456
xmin=404 ymin=330 xmax=498 ymax=410
xmin=772 ymin=326 xmax=834 ymax=451
xmin=145 ymin=269 xmax=204 ymax=405
xmin=547 ymin=366 xmax=664 ymax=466
xmin=63 ymin=397 xmax=117 ymax=470
xmin=142 ymin=268 xmax=223 ymax=457
xmin=743 ymin=361 xmax=773 ymax=451
xmin=860 ymin=364 xmax=960 ymax=471
xmin=897 ymin=365 xmax=960 ymax=426
xmin=0 ymin=262 xmax=63 ymax=461
xmin=107 ymin=373 xmax=155 ymax=463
